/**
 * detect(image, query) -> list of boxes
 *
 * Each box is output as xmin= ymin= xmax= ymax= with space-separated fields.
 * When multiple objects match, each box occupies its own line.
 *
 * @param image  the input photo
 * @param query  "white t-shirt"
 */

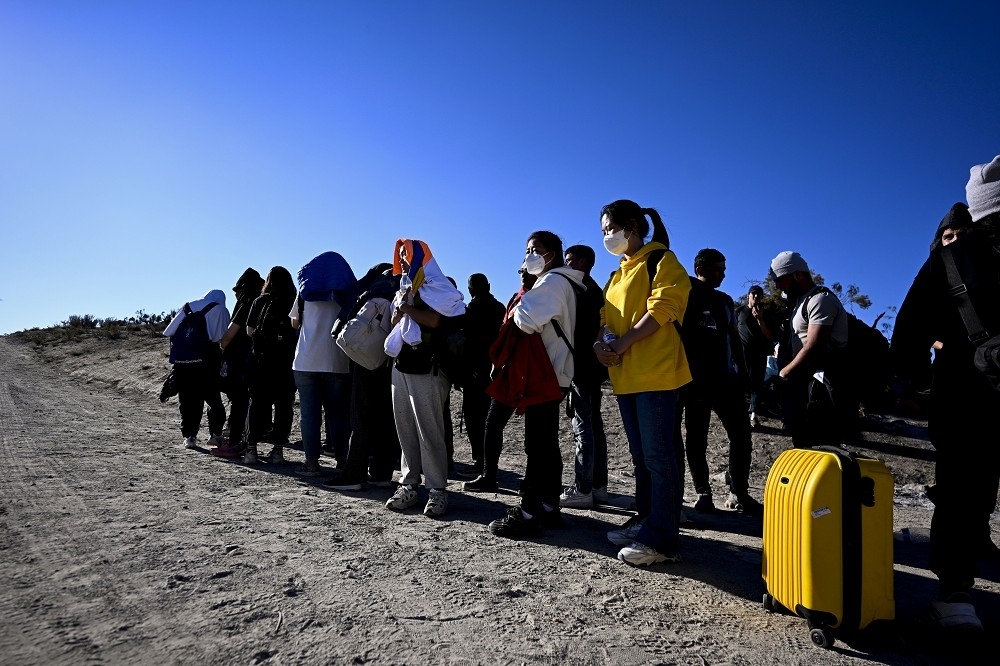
xmin=789 ymin=286 xmax=848 ymax=358
xmin=289 ymin=298 xmax=350 ymax=373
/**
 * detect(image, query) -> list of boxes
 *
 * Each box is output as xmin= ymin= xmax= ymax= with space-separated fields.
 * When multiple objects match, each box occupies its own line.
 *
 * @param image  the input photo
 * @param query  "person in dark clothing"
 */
xmin=559 ymin=244 xmax=610 ymax=508
xmin=324 ymin=263 xmax=402 ymax=490
xmin=243 ymin=266 xmax=299 ymax=465
xmin=459 ymin=273 xmax=506 ymax=477
xmin=736 ymin=285 xmax=776 ymax=428
xmin=211 ymin=268 xmax=264 ymax=458
xmin=675 ymin=249 xmax=762 ymax=516
xmin=892 ymin=173 xmax=1000 ymax=633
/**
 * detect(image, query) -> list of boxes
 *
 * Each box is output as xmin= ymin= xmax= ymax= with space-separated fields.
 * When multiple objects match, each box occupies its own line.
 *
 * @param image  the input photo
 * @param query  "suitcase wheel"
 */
xmin=809 ymin=627 xmax=834 ymax=649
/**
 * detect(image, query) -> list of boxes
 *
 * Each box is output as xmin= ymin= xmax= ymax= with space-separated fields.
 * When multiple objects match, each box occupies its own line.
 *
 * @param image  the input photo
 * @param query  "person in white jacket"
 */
xmin=488 ymin=230 xmax=584 ymax=538
xmin=162 ymin=289 xmax=231 ymax=449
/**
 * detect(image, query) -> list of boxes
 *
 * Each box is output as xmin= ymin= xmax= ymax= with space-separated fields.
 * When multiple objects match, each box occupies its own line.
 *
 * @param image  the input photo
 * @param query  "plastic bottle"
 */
xmin=701 ymin=310 xmax=717 ymax=331
xmin=602 ymin=325 xmax=617 ymax=344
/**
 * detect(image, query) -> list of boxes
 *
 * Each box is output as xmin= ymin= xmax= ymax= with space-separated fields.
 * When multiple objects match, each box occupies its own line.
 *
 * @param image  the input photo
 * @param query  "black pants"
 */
xmin=675 ymin=375 xmax=753 ymax=497
xmin=174 ymin=363 xmax=225 ymax=438
xmin=519 ymin=398 xmax=564 ymax=511
xmin=462 ymin=380 xmax=492 ymax=469
xmin=221 ymin=361 xmax=251 ymax=445
xmin=247 ymin=358 xmax=295 ymax=447
xmin=344 ymin=362 xmax=401 ymax=482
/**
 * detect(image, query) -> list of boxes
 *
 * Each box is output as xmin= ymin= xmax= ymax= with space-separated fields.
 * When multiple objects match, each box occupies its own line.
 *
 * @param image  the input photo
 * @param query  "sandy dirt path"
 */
xmin=0 ymin=333 xmax=997 ymax=665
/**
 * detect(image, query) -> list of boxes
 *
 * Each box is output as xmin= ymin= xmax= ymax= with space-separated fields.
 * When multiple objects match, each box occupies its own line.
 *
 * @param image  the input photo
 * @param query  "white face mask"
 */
xmin=603 ymin=229 xmax=629 ymax=255
xmin=522 ymin=252 xmax=549 ymax=276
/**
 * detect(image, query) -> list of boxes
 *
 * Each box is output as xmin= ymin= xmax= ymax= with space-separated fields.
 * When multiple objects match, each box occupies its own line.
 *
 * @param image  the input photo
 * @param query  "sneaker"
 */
xmin=559 ymin=487 xmax=594 ymax=509
xmin=607 ymin=515 xmax=645 ymax=546
xmin=679 ymin=508 xmax=692 ymax=525
xmin=207 ymin=434 xmax=223 ymax=447
xmin=694 ymin=494 xmax=717 ymax=513
xmin=725 ymin=493 xmax=764 ymax=516
xmin=462 ymin=475 xmax=498 ymax=492
xmin=488 ymin=507 xmax=541 ymax=538
xmin=928 ymin=593 xmax=983 ymax=631
xmin=263 ymin=448 xmax=285 ymax=464
xmin=385 ymin=484 xmax=419 ymax=511
xmin=183 ymin=436 xmax=198 ymax=449
xmin=618 ymin=541 xmax=681 ymax=567
xmin=423 ymin=489 xmax=449 ymax=517
xmin=243 ymin=447 xmax=258 ymax=465
xmin=322 ymin=470 xmax=364 ymax=491
xmin=592 ymin=487 xmax=609 ymax=503
xmin=750 ymin=412 xmax=759 ymax=428
xmin=210 ymin=442 xmax=243 ymax=458
xmin=367 ymin=475 xmax=394 ymax=488
xmin=453 ymin=462 xmax=483 ymax=479
xmin=294 ymin=463 xmax=322 ymax=477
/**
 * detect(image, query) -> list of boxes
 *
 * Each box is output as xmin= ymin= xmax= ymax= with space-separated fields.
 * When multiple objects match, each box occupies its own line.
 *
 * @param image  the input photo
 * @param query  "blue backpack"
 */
xmin=169 ymin=302 xmax=218 ymax=365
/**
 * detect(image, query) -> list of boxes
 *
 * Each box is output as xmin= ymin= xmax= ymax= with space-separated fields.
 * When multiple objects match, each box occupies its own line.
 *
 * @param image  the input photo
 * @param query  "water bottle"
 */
xmin=701 ymin=310 xmax=717 ymax=331
xmin=602 ymin=325 xmax=617 ymax=345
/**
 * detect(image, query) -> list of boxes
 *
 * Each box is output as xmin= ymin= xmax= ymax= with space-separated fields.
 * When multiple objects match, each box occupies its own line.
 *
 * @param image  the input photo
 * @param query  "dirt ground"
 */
xmin=1 ymin=330 xmax=998 ymax=666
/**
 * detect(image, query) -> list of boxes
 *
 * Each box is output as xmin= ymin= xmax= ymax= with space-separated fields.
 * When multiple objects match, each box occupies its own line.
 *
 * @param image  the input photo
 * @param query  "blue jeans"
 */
xmin=616 ymin=390 xmax=681 ymax=556
xmin=570 ymin=381 xmax=608 ymax=493
xmin=295 ymin=371 xmax=351 ymax=462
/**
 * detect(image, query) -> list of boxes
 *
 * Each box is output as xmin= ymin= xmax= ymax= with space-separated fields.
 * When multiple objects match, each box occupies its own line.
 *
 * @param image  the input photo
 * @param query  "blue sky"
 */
xmin=2 ymin=2 xmax=998 ymax=335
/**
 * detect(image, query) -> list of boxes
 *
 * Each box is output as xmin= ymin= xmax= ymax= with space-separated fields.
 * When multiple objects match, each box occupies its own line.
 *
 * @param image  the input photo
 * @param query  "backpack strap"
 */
xmin=198 ymin=301 xmax=218 ymax=315
xmin=183 ymin=303 xmax=193 ymax=316
xmin=942 ymin=245 xmax=991 ymax=344
xmin=548 ymin=271 xmax=582 ymax=356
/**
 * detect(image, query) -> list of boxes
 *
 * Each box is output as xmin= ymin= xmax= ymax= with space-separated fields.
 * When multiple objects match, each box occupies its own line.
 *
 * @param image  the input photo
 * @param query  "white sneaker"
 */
xmin=617 ymin=541 xmax=681 ymax=567
xmin=592 ymin=487 xmax=609 ymax=503
xmin=386 ymin=484 xmax=419 ymax=511
xmin=183 ymin=436 xmax=198 ymax=449
xmin=559 ymin=487 xmax=594 ymax=509
xmin=929 ymin=595 xmax=983 ymax=631
xmin=607 ymin=515 xmax=644 ymax=546
xmin=423 ymin=489 xmax=448 ymax=517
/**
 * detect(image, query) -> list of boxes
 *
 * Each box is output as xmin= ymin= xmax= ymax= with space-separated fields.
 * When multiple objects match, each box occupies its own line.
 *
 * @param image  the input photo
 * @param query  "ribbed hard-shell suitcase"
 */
xmin=761 ymin=446 xmax=895 ymax=648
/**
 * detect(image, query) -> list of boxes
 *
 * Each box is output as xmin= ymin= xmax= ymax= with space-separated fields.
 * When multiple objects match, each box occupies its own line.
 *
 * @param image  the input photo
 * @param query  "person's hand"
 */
xmin=594 ymin=341 xmax=621 ymax=367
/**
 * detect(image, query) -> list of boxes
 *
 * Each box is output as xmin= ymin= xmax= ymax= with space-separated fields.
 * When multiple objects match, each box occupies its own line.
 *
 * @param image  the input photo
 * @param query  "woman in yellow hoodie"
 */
xmin=595 ymin=199 xmax=692 ymax=566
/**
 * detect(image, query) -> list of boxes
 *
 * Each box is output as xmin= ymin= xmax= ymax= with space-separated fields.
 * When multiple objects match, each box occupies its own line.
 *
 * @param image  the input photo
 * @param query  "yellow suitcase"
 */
xmin=762 ymin=446 xmax=895 ymax=648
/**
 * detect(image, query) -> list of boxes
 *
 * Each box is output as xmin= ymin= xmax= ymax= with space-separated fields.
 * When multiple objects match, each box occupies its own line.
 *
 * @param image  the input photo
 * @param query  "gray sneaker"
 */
xmin=243 ymin=447 xmax=258 ymax=465
xmin=386 ymin=484 xmax=419 ymax=511
xmin=183 ymin=436 xmax=198 ymax=449
xmin=607 ymin=515 xmax=644 ymax=546
xmin=617 ymin=541 xmax=681 ymax=567
xmin=423 ymin=489 xmax=448 ymax=517
xmin=559 ymin=487 xmax=594 ymax=509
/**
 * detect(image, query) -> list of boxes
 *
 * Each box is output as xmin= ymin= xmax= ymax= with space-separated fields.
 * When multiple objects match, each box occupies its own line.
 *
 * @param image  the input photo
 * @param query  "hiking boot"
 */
xmin=210 ymin=442 xmax=243 ymax=458
xmin=322 ymin=470 xmax=364 ymax=491
xmin=385 ymin=484 xmax=419 ymax=511
xmin=928 ymin=593 xmax=983 ymax=631
xmin=559 ymin=487 xmax=594 ymax=509
xmin=243 ymin=447 xmax=258 ymax=465
xmin=592 ymin=487 xmax=609 ymax=504
xmin=463 ymin=475 xmax=498 ymax=492
xmin=607 ymin=515 xmax=645 ymax=546
xmin=694 ymin=494 xmax=717 ymax=513
xmin=263 ymin=447 xmax=284 ymax=464
xmin=618 ymin=541 xmax=681 ymax=567
xmin=488 ymin=507 xmax=541 ymax=538
xmin=725 ymin=493 xmax=764 ymax=517
xmin=183 ymin=436 xmax=198 ymax=449
xmin=423 ymin=489 xmax=449 ymax=517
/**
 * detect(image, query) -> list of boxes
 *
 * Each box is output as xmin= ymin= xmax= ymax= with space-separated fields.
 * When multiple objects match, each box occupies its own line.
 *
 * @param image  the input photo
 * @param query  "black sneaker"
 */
xmin=489 ymin=507 xmax=541 ymax=538
xmin=321 ymin=470 xmax=364 ymax=491
xmin=463 ymin=475 xmax=499 ymax=492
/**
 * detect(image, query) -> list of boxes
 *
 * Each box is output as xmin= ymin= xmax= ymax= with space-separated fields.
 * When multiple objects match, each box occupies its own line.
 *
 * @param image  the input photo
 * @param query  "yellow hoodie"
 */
xmin=603 ymin=242 xmax=692 ymax=394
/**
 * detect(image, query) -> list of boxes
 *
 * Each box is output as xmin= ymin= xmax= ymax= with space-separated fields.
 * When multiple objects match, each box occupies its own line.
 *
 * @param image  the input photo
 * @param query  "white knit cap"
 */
xmin=769 ymin=251 xmax=809 ymax=278
xmin=966 ymin=155 xmax=1000 ymax=222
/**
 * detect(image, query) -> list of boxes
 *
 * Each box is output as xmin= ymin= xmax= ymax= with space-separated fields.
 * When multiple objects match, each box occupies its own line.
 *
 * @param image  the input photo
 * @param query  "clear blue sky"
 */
xmin=2 ymin=2 xmax=998 ymax=335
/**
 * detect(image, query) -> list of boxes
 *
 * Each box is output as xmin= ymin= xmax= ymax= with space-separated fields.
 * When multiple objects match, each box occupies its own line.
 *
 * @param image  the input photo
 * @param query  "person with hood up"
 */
xmin=162 ymin=289 xmax=231 ymax=449
xmin=485 ymin=230 xmax=584 ymax=539
xmin=211 ymin=268 xmax=264 ymax=458
xmin=383 ymin=240 xmax=466 ymax=518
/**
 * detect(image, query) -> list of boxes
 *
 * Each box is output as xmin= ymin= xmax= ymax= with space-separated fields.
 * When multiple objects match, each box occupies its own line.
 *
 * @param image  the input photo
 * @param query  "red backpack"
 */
xmin=486 ymin=319 xmax=564 ymax=414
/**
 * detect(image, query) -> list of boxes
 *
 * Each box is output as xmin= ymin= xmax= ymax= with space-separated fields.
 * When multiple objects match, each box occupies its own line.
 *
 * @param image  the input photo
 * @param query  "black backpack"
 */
xmin=252 ymin=296 xmax=298 ymax=362
xmin=169 ymin=302 xmax=218 ymax=365
xmin=549 ymin=272 xmax=605 ymax=385
xmin=801 ymin=287 xmax=891 ymax=411
xmin=432 ymin=314 xmax=472 ymax=389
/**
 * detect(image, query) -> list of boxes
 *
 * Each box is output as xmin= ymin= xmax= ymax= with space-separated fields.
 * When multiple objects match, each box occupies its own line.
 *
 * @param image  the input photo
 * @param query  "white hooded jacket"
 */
xmin=162 ymin=290 xmax=231 ymax=343
xmin=512 ymin=266 xmax=584 ymax=388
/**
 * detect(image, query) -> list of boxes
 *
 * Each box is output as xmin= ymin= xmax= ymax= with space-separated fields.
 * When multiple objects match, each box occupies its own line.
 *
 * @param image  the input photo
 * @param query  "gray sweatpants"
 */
xmin=391 ymin=368 xmax=451 ymax=490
